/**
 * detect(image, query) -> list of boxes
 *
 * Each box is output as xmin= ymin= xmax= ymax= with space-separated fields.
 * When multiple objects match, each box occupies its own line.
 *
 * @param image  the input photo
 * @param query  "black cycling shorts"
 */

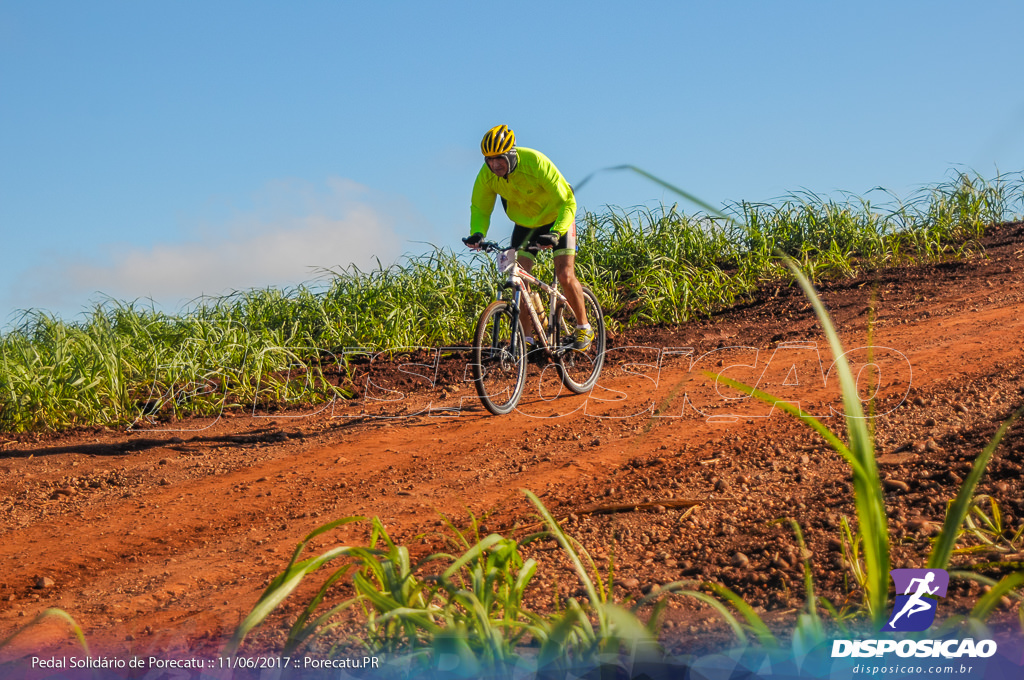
xmin=509 ymin=222 xmax=577 ymax=260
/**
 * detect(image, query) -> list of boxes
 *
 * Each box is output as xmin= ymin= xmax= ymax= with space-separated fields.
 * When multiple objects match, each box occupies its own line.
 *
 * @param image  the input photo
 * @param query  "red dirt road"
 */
xmin=3 ymin=223 xmax=1024 ymax=661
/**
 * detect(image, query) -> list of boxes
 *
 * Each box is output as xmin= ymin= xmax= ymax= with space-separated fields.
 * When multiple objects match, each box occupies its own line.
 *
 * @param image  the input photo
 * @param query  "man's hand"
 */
xmin=463 ymin=233 xmax=483 ymax=249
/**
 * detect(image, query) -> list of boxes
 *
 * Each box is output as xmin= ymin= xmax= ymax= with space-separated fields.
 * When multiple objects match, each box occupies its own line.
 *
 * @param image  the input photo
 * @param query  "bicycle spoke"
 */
xmin=472 ymin=302 xmax=526 ymax=414
xmin=554 ymin=286 xmax=605 ymax=394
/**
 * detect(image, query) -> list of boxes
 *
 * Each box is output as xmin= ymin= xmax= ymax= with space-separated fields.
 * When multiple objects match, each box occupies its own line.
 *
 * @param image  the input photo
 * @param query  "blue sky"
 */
xmin=2 ymin=1 xmax=1022 ymax=326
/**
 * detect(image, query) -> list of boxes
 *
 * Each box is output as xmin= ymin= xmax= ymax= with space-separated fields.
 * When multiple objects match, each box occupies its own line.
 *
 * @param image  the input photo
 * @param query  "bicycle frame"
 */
xmin=493 ymin=246 xmax=570 ymax=357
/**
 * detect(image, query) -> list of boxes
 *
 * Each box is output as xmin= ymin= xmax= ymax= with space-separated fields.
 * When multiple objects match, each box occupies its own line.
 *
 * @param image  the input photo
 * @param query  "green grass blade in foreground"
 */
xmin=536 ymin=600 xmax=588 ymax=668
xmin=786 ymin=519 xmax=827 ymax=657
xmin=714 ymin=255 xmax=890 ymax=627
xmin=663 ymin=587 xmax=751 ymax=645
xmin=935 ymin=571 xmax=1015 ymax=637
xmin=780 ymin=255 xmax=890 ymax=629
xmin=927 ymin=403 xmax=1024 ymax=570
xmin=224 ymin=517 xmax=364 ymax=657
xmin=522 ymin=489 xmax=604 ymax=627
xmin=226 ymin=546 xmax=356 ymax=657
xmin=283 ymin=593 xmax=363 ymax=656
xmin=0 ymin=608 xmax=89 ymax=657
xmin=602 ymin=603 xmax=663 ymax=658
xmin=581 ymin=166 xmax=738 ymax=225
xmin=967 ymin=571 xmax=1024 ymax=622
xmin=705 ymin=582 xmax=778 ymax=647
xmin=711 ymin=377 xmax=873 ymax=501
xmin=440 ymin=533 xmax=509 ymax=580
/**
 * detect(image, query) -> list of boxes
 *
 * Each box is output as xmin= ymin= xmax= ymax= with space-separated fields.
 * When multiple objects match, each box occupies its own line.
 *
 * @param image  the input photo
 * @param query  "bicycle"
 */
xmin=463 ymin=236 xmax=606 ymax=415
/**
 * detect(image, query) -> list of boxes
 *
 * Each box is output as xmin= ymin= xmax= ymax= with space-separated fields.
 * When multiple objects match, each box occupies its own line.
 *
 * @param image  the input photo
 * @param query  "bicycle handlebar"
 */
xmin=462 ymin=236 xmax=550 ymax=254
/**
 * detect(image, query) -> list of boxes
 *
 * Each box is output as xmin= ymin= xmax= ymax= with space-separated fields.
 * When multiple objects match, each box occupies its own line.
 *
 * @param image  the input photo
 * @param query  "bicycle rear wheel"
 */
xmin=472 ymin=300 xmax=527 ymax=415
xmin=553 ymin=286 xmax=605 ymax=394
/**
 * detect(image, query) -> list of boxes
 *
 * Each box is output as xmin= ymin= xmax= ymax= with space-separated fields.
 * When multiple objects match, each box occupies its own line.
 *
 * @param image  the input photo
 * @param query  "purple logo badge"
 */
xmin=884 ymin=569 xmax=949 ymax=632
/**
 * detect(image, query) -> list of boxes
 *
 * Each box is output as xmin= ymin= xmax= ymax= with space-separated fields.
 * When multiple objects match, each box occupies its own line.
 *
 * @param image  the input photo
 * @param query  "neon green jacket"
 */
xmin=469 ymin=147 xmax=576 ymax=238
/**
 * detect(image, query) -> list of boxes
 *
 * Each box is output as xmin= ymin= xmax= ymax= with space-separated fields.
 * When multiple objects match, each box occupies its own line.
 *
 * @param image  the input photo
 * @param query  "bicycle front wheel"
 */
xmin=554 ymin=285 xmax=605 ymax=394
xmin=472 ymin=300 xmax=527 ymax=415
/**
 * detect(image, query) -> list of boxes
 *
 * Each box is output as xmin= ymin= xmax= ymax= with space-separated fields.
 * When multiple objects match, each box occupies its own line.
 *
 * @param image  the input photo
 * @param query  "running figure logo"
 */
xmin=884 ymin=569 xmax=949 ymax=632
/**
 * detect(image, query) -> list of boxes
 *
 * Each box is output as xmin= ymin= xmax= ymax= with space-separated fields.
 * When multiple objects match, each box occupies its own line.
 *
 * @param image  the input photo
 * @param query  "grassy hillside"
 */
xmin=1 ymin=171 xmax=1020 ymax=433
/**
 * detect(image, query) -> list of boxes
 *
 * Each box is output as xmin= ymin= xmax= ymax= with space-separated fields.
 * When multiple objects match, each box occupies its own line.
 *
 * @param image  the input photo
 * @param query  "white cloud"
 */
xmin=3 ymin=177 xmax=411 ymax=320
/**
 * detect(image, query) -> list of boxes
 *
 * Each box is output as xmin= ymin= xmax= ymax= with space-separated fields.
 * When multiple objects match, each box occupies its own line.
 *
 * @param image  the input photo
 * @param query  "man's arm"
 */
xmin=469 ymin=167 xmax=497 ymax=237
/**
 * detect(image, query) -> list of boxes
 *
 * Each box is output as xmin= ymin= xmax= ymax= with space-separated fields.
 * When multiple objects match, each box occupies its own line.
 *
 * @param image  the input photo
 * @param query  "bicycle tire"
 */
xmin=472 ymin=300 xmax=527 ymax=415
xmin=553 ymin=285 xmax=605 ymax=394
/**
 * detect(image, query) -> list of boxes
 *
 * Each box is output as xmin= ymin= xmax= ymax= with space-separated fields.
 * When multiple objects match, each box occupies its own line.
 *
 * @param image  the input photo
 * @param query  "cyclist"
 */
xmin=464 ymin=124 xmax=594 ymax=352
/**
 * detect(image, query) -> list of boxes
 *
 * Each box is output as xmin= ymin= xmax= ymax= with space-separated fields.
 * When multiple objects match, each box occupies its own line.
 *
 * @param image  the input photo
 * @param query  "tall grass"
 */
xmin=1 ymin=170 xmax=1021 ymax=433
xmin=226 ymin=491 xmax=661 ymax=678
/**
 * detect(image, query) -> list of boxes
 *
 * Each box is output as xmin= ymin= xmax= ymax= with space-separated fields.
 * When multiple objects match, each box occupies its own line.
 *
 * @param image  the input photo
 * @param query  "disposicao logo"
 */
xmin=831 ymin=567 xmax=998 ymax=660
xmin=883 ymin=568 xmax=949 ymax=632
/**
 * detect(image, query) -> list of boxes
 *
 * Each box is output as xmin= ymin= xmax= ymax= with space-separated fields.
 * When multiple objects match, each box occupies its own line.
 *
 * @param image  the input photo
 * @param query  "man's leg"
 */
xmin=554 ymin=253 xmax=590 ymax=327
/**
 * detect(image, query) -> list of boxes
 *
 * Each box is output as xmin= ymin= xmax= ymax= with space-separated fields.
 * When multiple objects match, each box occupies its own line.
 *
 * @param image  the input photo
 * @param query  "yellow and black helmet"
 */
xmin=481 ymin=124 xmax=515 ymax=157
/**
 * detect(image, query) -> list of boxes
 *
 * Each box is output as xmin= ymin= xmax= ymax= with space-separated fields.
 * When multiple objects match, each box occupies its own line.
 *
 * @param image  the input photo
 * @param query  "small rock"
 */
xmin=615 ymin=577 xmax=640 ymax=590
xmin=641 ymin=583 xmax=661 ymax=595
xmin=925 ymin=418 xmax=937 ymax=427
xmin=925 ymin=438 xmax=939 ymax=452
xmin=158 ymin=478 xmax=171 ymax=486
xmin=714 ymin=479 xmax=729 ymax=492
xmin=955 ymin=403 xmax=969 ymax=415
xmin=732 ymin=552 xmax=751 ymax=568
xmin=883 ymin=479 xmax=910 ymax=493
xmin=913 ymin=441 xmax=927 ymax=453
xmin=907 ymin=518 xmax=940 ymax=536
xmin=34 ymin=576 xmax=55 ymax=590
